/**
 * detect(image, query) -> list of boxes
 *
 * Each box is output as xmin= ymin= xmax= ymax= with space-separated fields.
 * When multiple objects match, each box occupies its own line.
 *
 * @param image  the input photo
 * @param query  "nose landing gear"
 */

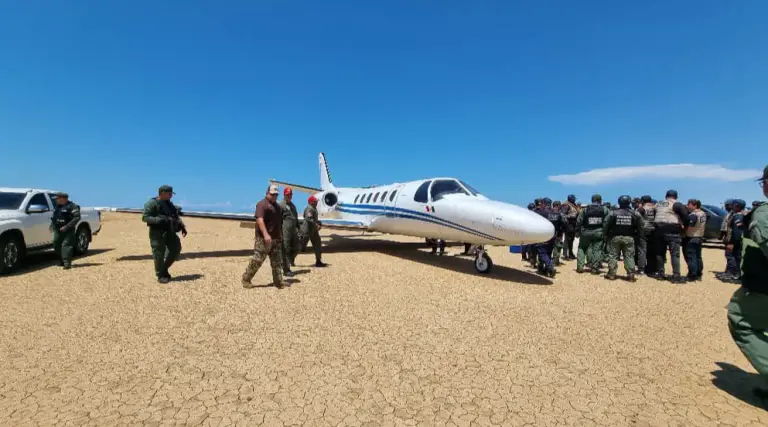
xmin=474 ymin=246 xmax=493 ymax=273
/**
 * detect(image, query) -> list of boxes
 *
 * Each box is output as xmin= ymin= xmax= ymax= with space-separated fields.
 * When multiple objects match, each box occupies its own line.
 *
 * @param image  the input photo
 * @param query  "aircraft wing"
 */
xmin=103 ymin=208 xmax=370 ymax=231
xmin=269 ymin=179 xmax=322 ymax=194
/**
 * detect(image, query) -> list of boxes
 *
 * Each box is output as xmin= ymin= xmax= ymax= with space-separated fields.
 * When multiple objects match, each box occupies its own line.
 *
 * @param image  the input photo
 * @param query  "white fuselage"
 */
xmin=312 ymin=178 xmax=554 ymax=246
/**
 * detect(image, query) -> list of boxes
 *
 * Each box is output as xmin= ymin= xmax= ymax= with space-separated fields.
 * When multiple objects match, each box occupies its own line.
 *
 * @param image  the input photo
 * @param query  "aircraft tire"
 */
xmin=475 ymin=252 xmax=493 ymax=274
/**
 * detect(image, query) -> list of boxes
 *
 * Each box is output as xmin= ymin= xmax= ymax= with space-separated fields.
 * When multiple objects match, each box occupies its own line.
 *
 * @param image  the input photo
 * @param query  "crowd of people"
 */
xmin=522 ymin=191 xmax=762 ymax=284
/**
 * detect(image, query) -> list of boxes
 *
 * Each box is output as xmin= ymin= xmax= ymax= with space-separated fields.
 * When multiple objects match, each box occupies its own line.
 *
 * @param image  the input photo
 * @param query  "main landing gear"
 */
xmin=474 ymin=246 xmax=493 ymax=274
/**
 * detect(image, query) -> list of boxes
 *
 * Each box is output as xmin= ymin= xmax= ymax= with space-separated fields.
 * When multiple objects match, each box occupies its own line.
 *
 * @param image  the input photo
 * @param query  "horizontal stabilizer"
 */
xmin=269 ymin=179 xmax=322 ymax=194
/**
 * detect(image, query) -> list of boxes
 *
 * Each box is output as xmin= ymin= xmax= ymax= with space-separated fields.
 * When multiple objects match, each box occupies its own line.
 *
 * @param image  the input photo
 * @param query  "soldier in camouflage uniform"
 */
xmin=142 ymin=185 xmax=187 ymax=283
xmin=561 ymin=195 xmax=580 ymax=260
xmin=242 ymin=184 xmax=288 ymax=289
xmin=551 ymin=200 xmax=564 ymax=265
xmin=576 ymin=194 xmax=609 ymax=274
xmin=604 ymin=195 xmax=643 ymax=281
xmin=279 ymin=187 xmax=300 ymax=276
xmin=300 ymin=195 xmax=327 ymax=267
xmin=51 ymin=192 xmax=81 ymax=269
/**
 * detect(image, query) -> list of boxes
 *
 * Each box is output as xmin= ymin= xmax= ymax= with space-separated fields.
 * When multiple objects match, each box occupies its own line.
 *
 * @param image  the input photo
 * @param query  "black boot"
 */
xmin=315 ymin=260 xmax=327 ymax=267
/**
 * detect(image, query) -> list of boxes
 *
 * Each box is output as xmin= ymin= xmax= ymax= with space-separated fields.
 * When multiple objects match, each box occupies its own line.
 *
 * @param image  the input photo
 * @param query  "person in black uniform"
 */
xmin=533 ymin=198 xmax=561 ymax=277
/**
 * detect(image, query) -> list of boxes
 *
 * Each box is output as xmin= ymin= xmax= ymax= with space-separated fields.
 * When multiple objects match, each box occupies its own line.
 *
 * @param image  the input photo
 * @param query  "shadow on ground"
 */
xmin=116 ymin=235 xmax=551 ymax=285
xmin=172 ymin=274 xmax=204 ymax=282
xmin=10 ymin=249 xmax=114 ymax=276
xmin=711 ymin=362 xmax=768 ymax=411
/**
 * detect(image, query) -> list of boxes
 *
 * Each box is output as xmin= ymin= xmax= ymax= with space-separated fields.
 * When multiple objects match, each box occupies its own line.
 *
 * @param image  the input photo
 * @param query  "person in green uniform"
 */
xmin=141 ymin=185 xmax=187 ymax=283
xmin=604 ymin=195 xmax=643 ymax=281
xmin=279 ymin=187 xmax=300 ymax=276
xmin=576 ymin=194 xmax=609 ymax=274
xmin=50 ymin=192 xmax=81 ymax=269
xmin=727 ymin=165 xmax=768 ymax=399
xmin=299 ymin=195 xmax=327 ymax=267
xmin=551 ymin=200 xmax=564 ymax=266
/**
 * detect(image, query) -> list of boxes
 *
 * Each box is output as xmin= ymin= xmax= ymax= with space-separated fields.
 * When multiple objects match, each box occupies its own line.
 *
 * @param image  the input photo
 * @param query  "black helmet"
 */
xmin=527 ymin=203 xmax=535 ymax=210
xmin=567 ymin=194 xmax=576 ymax=203
xmin=591 ymin=194 xmax=602 ymax=203
xmin=733 ymin=199 xmax=746 ymax=209
xmin=665 ymin=189 xmax=678 ymax=199
xmin=553 ymin=200 xmax=561 ymax=207
xmin=541 ymin=197 xmax=552 ymax=206
xmin=618 ymin=195 xmax=631 ymax=208
xmin=534 ymin=198 xmax=541 ymax=205
xmin=641 ymin=195 xmax=652 ymax=203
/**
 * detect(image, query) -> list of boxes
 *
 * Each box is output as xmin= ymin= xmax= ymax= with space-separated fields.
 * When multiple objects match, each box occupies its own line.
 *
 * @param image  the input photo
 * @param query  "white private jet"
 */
xmin=268 ymin=153 xmax=554 ymax=273
xmin=107 ymin=152 xmax=554 ymax=273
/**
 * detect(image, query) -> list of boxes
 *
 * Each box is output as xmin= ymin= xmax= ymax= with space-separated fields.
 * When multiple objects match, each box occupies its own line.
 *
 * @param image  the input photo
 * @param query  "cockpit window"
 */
xmin=414 ymin=181 xmax=431 ymax=203
xmin=459 ymin=180 xmax=480 ymax=196
xmin=430 ymin=179 xmax=469 ymax=201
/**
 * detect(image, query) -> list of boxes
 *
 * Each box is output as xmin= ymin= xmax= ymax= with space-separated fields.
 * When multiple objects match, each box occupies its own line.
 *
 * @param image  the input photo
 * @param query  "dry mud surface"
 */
xmin=1 ymin=212 xmax=766 ymax=426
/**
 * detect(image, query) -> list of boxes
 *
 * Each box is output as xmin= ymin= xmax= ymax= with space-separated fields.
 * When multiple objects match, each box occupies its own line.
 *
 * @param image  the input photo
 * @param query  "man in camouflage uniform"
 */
xmin=561 ymin=195 xmax=580 ymax=260
xmin=551 ymin=200 xmax=564 ymax=266
xmin=635 ymin=195 xmax=656 ymax=275
xmin=300 ymin=195 xmax=327 ymax=267
xmin=576 ymin=194 xmax=609 ymax=274
xmin=604 ymin=195 xmax=643 ymax=281
xmin=727 ymin=165 xmax=768 ymax=400
xmin=50 ymin=192 xmax=81 ymax=269
xmin=142 ymin=185 xmax=187 ymax=283
xmin=242 ymin=184 xmax=288 ymax=289
xmin=279 ymin=187 xmax=300 ymax=277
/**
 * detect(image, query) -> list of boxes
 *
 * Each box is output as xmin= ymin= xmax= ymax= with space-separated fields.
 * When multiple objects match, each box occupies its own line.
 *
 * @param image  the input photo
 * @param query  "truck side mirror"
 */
xmin=27 ymin=204 xmax=50 ymax=214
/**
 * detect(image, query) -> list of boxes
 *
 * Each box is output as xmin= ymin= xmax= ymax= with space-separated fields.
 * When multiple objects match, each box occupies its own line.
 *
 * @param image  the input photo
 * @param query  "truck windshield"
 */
xmin=0 ymin=192 xmax=26 ymax=210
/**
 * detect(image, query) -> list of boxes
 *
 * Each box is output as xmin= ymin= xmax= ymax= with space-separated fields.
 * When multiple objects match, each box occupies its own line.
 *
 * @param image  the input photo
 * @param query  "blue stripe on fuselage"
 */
xmin=336 ymin=204 xmax=501 ymax=241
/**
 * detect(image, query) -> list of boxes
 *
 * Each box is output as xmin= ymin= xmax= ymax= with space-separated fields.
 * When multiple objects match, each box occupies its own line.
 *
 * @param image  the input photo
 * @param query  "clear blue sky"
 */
xmin=1 ymin=1 xmax=766 ymax=212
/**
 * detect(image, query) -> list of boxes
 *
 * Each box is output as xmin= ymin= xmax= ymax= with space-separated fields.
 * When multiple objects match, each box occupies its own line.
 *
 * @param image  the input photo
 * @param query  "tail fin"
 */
xmin=319 ymin=152 xmax=334 ymax=190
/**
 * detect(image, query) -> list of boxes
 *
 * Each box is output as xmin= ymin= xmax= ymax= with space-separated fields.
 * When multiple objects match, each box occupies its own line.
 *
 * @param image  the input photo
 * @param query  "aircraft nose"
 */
xmin=492 ymin=205 xmax=554 ymax=244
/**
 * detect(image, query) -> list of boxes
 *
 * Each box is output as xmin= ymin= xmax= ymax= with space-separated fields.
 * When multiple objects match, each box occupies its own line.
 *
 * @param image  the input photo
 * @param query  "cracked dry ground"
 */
xmin=1 ymin=213 xmax=766 ymax=427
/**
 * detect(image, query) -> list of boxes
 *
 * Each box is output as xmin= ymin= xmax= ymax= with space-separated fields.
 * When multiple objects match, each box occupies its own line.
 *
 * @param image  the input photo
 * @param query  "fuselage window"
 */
xmin=389 ymin=190 xmax=398 ymax=202
xmin=381 ymin=191 xmax=388 ymax=203
xmin=373 ymin=192 xmax=380 ymax=203
xmin=430 ymin=179 xmax=469 ymax=202
xmin=365 ymin=193 xmax=373 ymax=203
xmin=414 ymin=181 xmax=431 ymax=203
xmin=354 ymin=195 xmax=360 ymax=203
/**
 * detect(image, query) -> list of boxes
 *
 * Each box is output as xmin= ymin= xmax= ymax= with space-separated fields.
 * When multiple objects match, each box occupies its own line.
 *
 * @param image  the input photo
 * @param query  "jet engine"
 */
xmin=314 ymin=190 xmax=338 ymax=212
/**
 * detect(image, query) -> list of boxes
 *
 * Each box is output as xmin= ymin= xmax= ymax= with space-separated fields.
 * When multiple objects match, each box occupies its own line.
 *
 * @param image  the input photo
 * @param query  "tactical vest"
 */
xmin=546 ymin=210 xmax=563 ymax=233
xmin=610 ymin=208 xmax=635 ymax=236
xmin=53 ymin=203 xmax=75 ymax=226
xmin=642 ymin=203 xmax=656 ymax=226
xmin=686 ymin=210 xmax=706 ymax=238
xmin=582 ymin=204 xmax=604 ymax=230
xmin=653 ymin=199 xmax=680 ymax=225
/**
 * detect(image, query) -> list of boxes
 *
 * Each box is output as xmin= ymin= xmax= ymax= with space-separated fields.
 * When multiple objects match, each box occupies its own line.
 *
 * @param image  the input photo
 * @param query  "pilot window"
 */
xmin=430 ymin=179 xmax=469 ymax=202
xmin=389 ymin=190 xmax=397 ymax=202
xmin=28 ymin=193 xmax=50 ymax=210
xmin=373 ymin=192 xmax=380 ymax=203
xmin=414 ymin=181 xmax=431 ymax=203
xmin=365 ymin=193 xmax=373 ymax=203
xmin=354 ymin=195 xmax=360 ymax=203
xmin=381 ymin=191 xmax=388 ymax=203
xmin=459 ymin=180 xmax=480 ymax=196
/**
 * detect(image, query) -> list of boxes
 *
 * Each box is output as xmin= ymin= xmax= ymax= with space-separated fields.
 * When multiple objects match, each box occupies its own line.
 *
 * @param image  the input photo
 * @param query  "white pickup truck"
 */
xmin=0 ymin=188 xmax=102 ymax=274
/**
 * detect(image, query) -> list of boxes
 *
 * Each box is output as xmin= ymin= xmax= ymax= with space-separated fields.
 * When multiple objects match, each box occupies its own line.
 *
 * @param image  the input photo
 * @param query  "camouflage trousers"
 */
xmin=552 ymin=234 xmax=563 ymax=264
xmin=53 ymin=228 xmax=76 ymax=267
xmin=243 ymin=237 xmax=284 ymax=285
xmin=607 ymin=235 xmax=636 ymax=276
xmin=577 ymin=232 xmax=603 ymax=271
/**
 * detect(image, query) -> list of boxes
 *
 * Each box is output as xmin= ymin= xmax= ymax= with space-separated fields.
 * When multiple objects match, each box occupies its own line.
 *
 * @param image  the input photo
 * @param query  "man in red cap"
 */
xmin=279 ymin=187 xmax=300 ymax=276
xmin=299 ymin=194 xmax=327 ymax=267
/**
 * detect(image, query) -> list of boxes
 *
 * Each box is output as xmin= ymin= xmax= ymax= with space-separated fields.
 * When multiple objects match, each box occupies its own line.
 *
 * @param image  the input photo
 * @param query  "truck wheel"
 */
xmin=0 ymin=234 xmax=23 ymax=274
xmin=74 ymin=226 xmax=91 ymax=255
